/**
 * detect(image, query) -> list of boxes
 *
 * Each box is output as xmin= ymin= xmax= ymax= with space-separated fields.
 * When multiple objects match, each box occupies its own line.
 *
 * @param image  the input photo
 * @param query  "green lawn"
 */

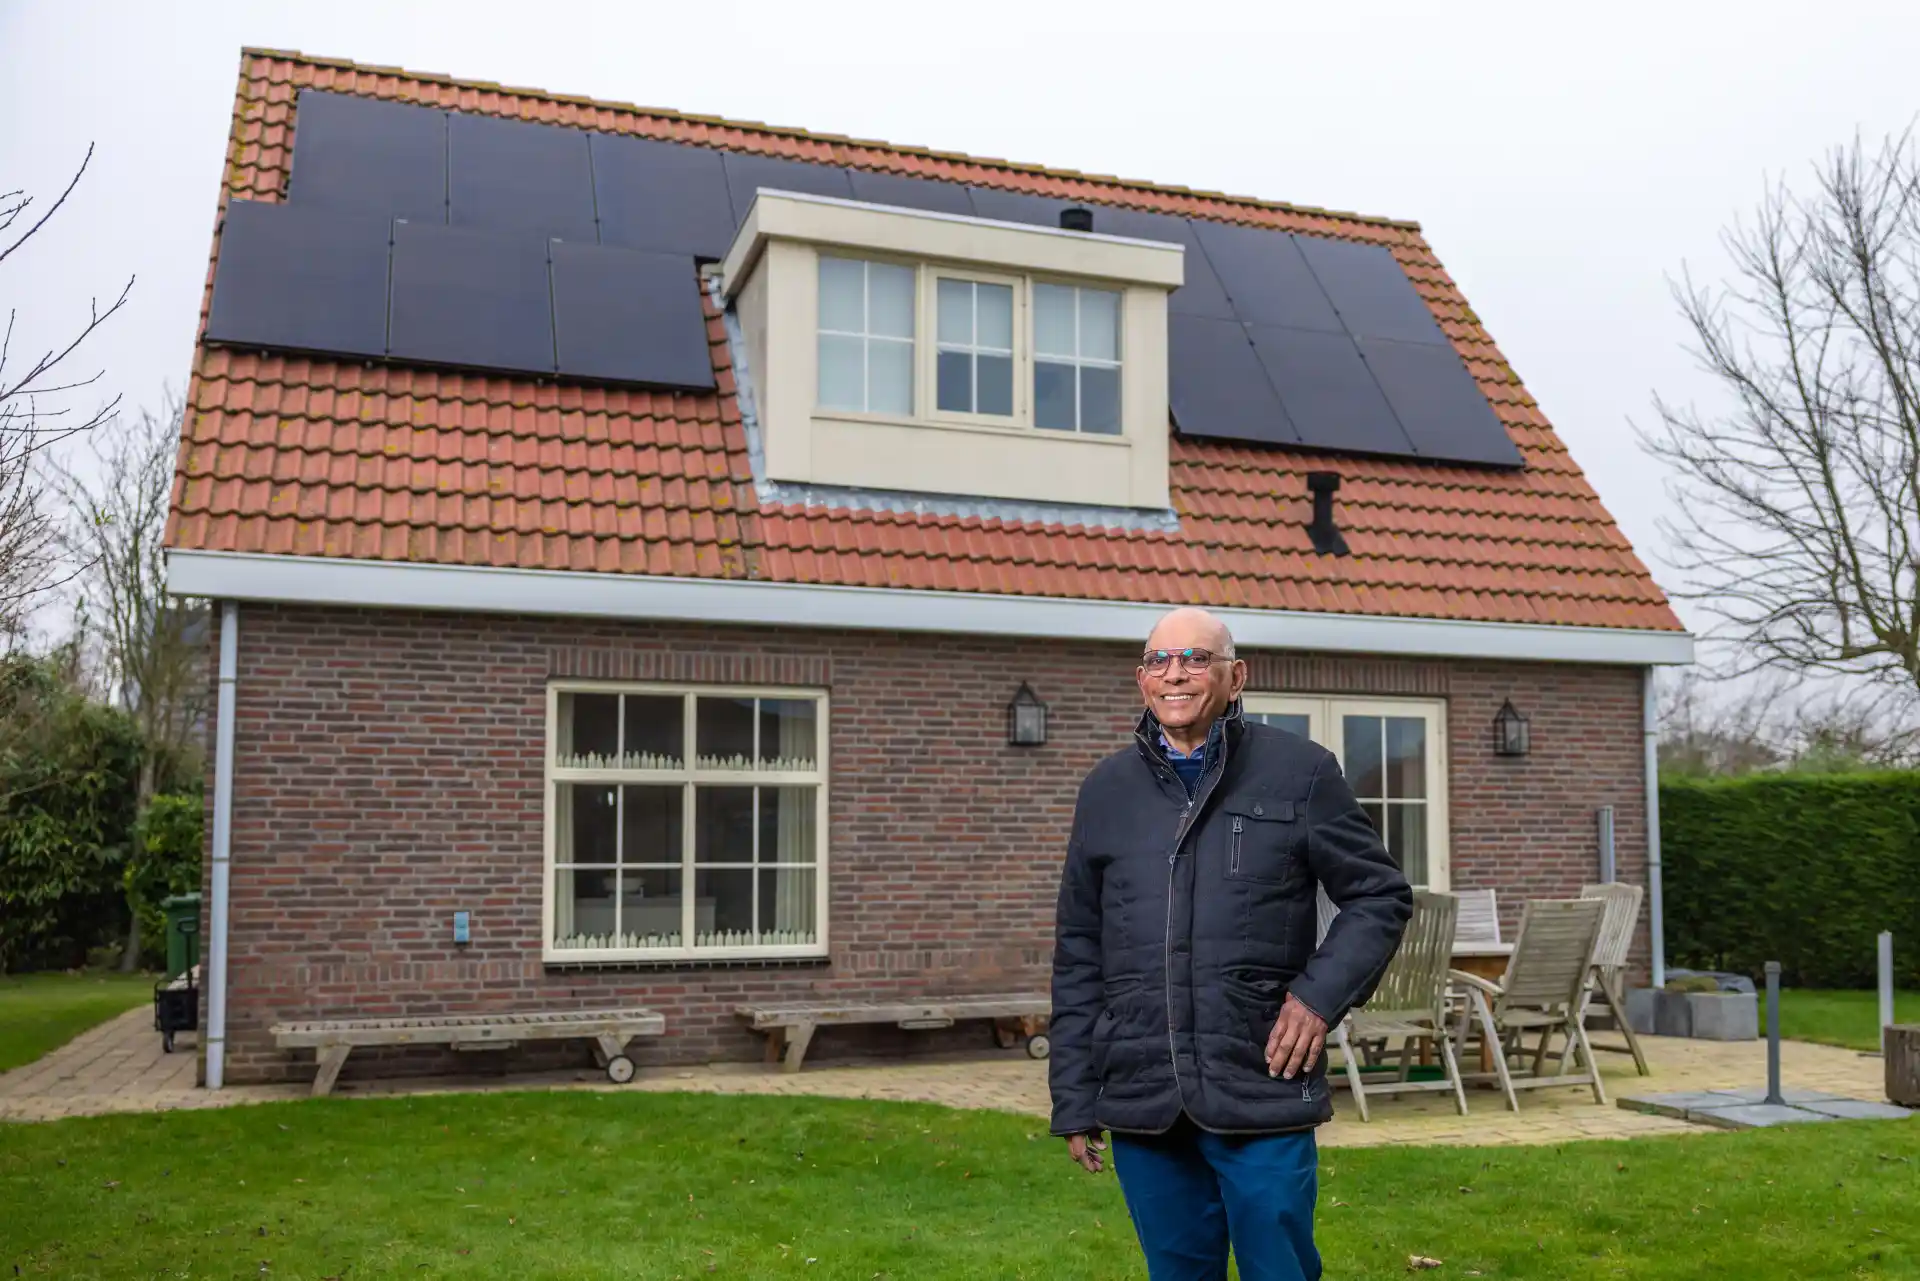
xmin=2 ymin=1091 xmax=1915 ymax=1280
xmin=1771 ymin=988 xmax=1920 ymax=1053
xmin=0 ymin=971 xmax=154 ymax=1073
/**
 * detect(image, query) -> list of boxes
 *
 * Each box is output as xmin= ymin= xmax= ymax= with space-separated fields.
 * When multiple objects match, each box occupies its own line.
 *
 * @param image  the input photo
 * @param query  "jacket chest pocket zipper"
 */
xmin=1230 ymin=816 xmax=1244 ymax=876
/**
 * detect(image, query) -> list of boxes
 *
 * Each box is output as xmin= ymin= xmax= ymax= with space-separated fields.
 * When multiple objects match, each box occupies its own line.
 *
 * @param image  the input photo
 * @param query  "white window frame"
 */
xmin=543 ymin=681 xmax=831 ymax=964
xmin=1032 ymin=278 xmax=1126 ymax=435
xmin=815 ymin=256 xmax=915 ymax=415
xmin=811 ymin=257 xmax=1128 ymax=437
xmin=1242 ymin=693 xmax=1450 ymax=891
xmin=929 ymin=269 xmax=1024 ymax=426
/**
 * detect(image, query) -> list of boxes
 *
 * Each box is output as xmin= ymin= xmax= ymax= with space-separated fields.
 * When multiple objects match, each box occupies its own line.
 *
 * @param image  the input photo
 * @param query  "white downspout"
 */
xmin=1643 ymin=666 xmax=1666 ymax=988
xmin=206 ymin=600 xmax=238 ymax=1089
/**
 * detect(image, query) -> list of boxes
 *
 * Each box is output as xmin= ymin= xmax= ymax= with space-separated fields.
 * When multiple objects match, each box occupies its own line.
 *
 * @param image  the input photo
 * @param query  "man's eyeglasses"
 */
xmin=1140 ymin=647 xmax=1232 ymax=675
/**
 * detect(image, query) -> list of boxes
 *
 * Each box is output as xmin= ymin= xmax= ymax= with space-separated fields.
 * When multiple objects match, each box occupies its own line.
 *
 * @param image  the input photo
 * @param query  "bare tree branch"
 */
xmin=1 ymin=145 xmax=129 ymax=643
xmin=50 ymin=389 xmax=207 ymax=968
xmin=1639 ymin=130 xmax=1920 ymax=693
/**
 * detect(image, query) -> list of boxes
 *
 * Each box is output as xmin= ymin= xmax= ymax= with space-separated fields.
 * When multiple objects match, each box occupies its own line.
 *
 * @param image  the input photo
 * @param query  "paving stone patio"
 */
xmin=1 ymin=1005 xmax=1903 ymax=1150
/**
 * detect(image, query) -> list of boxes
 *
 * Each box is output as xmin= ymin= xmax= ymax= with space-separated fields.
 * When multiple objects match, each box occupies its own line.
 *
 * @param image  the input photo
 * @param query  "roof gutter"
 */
xmin=167 ymin=550 xmax=1695 ymax=666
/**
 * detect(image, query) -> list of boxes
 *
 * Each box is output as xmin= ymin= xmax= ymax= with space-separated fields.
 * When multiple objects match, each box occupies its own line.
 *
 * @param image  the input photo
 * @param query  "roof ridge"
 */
xmin=241 ymin=46 xmax=1422 ymax=233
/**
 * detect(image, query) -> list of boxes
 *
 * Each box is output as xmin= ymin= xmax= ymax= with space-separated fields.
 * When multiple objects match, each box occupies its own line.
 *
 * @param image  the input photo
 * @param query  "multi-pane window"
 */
xmin=935 ymin=278 xmax=1015 ymax=417
xmin=548 ymin=686 xmax=827 ymax=959
xmin=1033 ymin=283 xmax=1122 ymax=434
xmin=1242 ymin=695 xmax=1448 ymax=889
xmin=817 ymin=256 xmax=914 ymax=415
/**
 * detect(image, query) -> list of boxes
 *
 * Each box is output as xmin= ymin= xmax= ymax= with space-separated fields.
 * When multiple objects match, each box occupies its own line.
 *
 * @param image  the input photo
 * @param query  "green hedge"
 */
xmin=1661 ymin=772 xmax=1920 ymax=988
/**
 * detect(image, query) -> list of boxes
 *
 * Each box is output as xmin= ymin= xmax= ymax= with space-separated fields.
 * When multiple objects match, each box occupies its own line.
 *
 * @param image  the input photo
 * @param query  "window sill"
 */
xmin=812 ymin=408 xmax=1133 ymax=448
xmin=544 ymin=947 xmax=830 ymax=971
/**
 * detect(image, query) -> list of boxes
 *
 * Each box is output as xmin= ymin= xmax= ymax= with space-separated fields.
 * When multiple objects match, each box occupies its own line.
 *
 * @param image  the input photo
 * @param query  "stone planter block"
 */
xmin=1687 ymin=991 xmax=1758 ymax=1041
xmin=1625 ymin=987 xmax=1657 ymax=1035
xmin=1653 ymin=989 xmax=1694 ymax=1037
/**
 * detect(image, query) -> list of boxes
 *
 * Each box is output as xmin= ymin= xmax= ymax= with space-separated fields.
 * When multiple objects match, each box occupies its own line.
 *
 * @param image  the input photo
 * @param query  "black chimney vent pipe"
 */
xmin=1059 ymin=207 xmax=1094 ymax=233
xmin=1306 ymin=472 xmax=1350 ymax=556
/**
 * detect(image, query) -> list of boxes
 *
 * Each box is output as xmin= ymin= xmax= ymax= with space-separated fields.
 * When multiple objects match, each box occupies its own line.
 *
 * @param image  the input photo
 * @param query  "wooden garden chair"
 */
xmin=1577 ymin=882 xmax=1650 ymax=1075
xmin=1454 ymin=887 xmax=1501 ymax=945
xmin=1331 ymin=890 xmax=1466 ymax=1121
xmin=1449 ymin=897 xmax=1608 ymax=1111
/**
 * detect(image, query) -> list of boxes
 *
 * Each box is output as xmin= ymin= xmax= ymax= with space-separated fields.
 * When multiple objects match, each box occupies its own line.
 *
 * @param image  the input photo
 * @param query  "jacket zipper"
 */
xmin=1230 ymin=815 xmax=1244 ymax=876
xmin=1162 ymin=731 xmax=1231 ymax=1106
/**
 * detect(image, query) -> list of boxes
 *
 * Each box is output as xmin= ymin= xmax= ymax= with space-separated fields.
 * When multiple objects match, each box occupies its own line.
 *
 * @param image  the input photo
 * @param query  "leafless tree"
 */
xmin=1658 ymin=667 xmax=1920 ymax=777
xmin=1642 ymin=127 xmax=1920 ymax=694
xmin=50 ymin=390 xmax=205 ymax=969
xmin=1 ymin=144 xmax=134 ymax=645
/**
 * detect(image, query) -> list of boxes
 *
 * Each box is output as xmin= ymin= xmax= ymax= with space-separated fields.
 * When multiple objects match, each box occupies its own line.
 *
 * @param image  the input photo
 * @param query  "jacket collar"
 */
xmin=1135 ymin=699 xmax=1245 ymax=770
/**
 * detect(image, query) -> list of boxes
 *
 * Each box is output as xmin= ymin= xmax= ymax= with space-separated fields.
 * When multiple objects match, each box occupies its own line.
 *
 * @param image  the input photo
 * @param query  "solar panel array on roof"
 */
xmin=211 ymin=88 xmax=1521 ymax=466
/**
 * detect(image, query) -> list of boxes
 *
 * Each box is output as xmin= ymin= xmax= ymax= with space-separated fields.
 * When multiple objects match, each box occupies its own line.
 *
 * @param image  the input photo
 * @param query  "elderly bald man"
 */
xmin=1049 ymin=607 xmax=1412 ymax=1281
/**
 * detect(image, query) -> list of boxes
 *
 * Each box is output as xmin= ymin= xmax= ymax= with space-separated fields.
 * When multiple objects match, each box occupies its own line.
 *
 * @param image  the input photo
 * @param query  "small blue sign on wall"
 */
xmin=453 ymin=911 xmax=470 ymax=945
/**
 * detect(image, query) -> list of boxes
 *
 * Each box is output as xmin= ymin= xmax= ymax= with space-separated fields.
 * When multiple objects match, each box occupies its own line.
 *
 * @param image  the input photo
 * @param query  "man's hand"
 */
xmin=1065 ymin=1131 xmax=1107 ymax=1173
xmin=1265 ymin=994 xmax=1328 ymax=1080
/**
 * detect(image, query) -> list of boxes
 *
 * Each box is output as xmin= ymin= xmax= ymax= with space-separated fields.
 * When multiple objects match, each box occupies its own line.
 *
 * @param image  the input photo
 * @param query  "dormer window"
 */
xmin=727 ymin=191 xmax=1180 ymax=510
xmin=1034 ymin=283 xmax=1122 ymax=435
xmin=935 ymin=277 xmax=1015 ymax=418
xmin=817 ymin=256 xmax=914 ymax=415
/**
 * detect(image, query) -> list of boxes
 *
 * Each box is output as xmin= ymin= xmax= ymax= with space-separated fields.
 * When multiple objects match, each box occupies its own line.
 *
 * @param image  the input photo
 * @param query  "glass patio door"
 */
xmin=1242 ymin=694 xmax=1449 ymax=890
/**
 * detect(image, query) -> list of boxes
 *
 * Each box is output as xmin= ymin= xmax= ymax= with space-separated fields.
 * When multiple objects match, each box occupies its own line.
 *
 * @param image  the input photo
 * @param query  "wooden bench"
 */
xmin=736 ymin=994 xmax=1051 ymax=1073
xmin=271 ymin=1007 xmax=666 ymax=1097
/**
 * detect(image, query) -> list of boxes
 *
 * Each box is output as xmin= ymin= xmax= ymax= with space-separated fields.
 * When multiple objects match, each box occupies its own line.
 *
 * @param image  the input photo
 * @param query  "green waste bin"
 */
xmin=160 ymin=893 xmax=201 ymax=981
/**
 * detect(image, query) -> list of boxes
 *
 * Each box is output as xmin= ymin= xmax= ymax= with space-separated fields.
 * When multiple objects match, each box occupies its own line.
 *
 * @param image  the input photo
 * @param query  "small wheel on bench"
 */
xmin=1025 ymin=1033 xmax=1050 ymax=1061
xmin=605 ymin=1055 xmax=635 ymax=1084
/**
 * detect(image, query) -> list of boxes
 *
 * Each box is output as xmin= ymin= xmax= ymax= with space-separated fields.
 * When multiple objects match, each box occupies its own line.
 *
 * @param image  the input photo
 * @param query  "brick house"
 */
xmin=165 ymin=49 xmax=1691 ymax=1089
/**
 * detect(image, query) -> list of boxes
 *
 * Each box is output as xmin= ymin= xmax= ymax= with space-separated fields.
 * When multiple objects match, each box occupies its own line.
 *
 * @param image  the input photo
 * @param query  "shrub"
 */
xmin=1661 ymin=771 xmax=1920 ymax=988
xmin=127 ymin=792 xmax=205 ymax=969
xmin=0 ymin=655 xmax=142 ymax=971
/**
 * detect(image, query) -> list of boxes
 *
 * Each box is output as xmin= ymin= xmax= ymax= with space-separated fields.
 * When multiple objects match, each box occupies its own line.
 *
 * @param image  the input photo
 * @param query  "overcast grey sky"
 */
xmin=6 ymin=0 xmax=1919 ymax=642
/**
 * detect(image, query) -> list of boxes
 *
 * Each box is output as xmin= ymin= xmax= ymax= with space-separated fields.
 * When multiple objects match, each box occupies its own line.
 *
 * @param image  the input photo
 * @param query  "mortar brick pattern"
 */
xmin=202 ymin=604 xmax=1647 ymax=1087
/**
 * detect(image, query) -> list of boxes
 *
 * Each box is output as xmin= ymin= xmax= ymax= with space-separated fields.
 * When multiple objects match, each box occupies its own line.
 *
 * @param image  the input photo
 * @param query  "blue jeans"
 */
xmin=1111 ymin=1116 xmax=1321 ymax=1281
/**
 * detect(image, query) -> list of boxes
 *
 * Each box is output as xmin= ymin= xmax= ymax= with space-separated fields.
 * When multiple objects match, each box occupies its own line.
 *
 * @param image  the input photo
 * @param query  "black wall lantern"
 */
xmin=1492 ymin=698 xmax=1531 ymax=757
xmin=1008 ymin=683 xmax=1049 ymax=747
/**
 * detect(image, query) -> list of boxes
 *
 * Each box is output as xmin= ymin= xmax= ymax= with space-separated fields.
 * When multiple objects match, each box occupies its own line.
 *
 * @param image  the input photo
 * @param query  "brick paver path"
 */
xmin=1 ymin=1006 xmax=1894 ymax=1150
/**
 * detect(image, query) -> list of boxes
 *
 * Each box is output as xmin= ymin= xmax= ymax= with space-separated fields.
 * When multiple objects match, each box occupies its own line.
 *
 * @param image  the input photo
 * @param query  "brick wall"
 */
xmin=201 ymin=604 xmax=1648 ymax=1086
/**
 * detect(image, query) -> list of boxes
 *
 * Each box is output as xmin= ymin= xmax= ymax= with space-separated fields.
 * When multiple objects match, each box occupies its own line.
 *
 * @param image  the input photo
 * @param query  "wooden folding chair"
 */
xmin=1450 ymin=897 xmax=1608 ymax=1111
xmin=1577 ymin=882 xmax=1650 ymax=1075
xmin=1331 ymin=890 xmax=1466 ymax=1121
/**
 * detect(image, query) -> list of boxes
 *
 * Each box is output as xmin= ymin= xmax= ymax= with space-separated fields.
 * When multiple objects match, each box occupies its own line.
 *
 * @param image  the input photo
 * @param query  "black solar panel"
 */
xmin=846 ymin=169 xmax=974 ymax=217
xmin=1249 ymin=326 xmax=1414 ymax=458
xmin=1092 ymin=207 xmax=1234 ymax=320
xmin=964 ymin=186 xmax=1070 ymax=228
xmin=722 ymin=153 xmax=855 ymax=224
xmin=551 ymin=243 xmax=715 ymax=389
xmin=1193 ymin=223 xmax=1344 ymax=333
xmin=290 ymin=91 xmax=448 ymax=224
xmin=590 ymin=134 xmax=734 ymax=260
xmin=205 ymin=201 xmax=392 ymax=359
xmin=388 ymin=222 xmax=555 ymax=375
xmin=1294 ymin=235 xmax=1447 ymax=346
xmin=447 ymin=112 xmax=597 ymax=242
xmin=1357 ymin=336 xmax=1521 ymax=466
xmin=1168 ymin=314 xmax=1299 ymax=446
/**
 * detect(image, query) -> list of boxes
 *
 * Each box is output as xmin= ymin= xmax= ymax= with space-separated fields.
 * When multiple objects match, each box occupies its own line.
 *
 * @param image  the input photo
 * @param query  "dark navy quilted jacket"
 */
xmin=1048 ymin=704 xmax=1412 ymax=1136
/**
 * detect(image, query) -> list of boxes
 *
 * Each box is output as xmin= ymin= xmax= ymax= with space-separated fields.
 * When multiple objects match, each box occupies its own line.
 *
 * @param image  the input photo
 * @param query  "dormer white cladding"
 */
xmin=720 ymin=191 xmax=1181 ymax=511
